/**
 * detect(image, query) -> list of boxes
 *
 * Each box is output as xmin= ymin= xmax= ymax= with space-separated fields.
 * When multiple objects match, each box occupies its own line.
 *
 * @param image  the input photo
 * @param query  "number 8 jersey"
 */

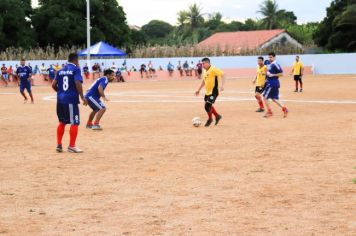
xmin=55 ymin=63 xmax=83 ymax=104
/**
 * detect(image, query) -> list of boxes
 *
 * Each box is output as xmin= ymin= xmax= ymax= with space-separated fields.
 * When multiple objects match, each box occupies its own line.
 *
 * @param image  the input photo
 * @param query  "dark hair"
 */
xmin=258 ymin=56 xmax=264 ymax=61
xmin=104 ymin=69 xmax=114 ymax=76
xmin=202 ymin=57 xmax=210 ymax=63
xmin=68 ymin=53 xmax=78 ymax=62
xmin=21 ymin=58 xmax=25 ymax=61
xmin=268 ymin=52 xmax=276 ymax=57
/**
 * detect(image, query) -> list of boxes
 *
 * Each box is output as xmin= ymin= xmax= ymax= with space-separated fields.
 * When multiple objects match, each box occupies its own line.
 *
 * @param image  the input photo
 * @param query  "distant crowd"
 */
xmin=0 ymin=60 xmax=204 ymax=86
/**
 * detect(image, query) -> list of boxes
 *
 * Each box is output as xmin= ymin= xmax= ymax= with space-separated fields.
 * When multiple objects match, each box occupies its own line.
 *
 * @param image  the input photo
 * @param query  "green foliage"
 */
xmin=141 ymin=20 xmax=173 ymax=43
xmin=32 ymin=0 xmax=130 ymax=48
xmin=314 ymin=0 xmax=356 ymax=51
xmin=0 ymin=0 xmax=36 ymax=50
xmin=258 ymin=0 xmax=297 ymax=29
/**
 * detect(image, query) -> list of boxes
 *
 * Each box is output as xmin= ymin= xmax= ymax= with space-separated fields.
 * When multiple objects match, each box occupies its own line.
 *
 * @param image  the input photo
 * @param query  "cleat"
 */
xmin=283 ymin=107 xmax=289 ymax=118
xmin=86 ymin=125 xmax=92 ymax=129
xmin=264 ymin=111 xmax=273 ymax=118
xmin=299 ymin=89 xmax=303 ymax=92
xmin=67 ymin=146 xmax=83 ymax=153
xmin=215 ymin=115 xmax=222 ymax=125
xmin=294 ymin=89 xmax=298 ymax=92
xmin=56 ymin=145 xmax=63 ymax=153
xmin=255 ymin=108 xmax=265 ymax=112
xmin=204 ymin=119 xmax=213 ymax=127
xmin=91 ymin=125 xmax=103 ymax=130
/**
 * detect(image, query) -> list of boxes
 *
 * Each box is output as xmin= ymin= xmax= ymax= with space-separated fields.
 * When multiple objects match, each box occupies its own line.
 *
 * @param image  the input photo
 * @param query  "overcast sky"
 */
xmin=32 ymin=0 xmax=333 ymax=26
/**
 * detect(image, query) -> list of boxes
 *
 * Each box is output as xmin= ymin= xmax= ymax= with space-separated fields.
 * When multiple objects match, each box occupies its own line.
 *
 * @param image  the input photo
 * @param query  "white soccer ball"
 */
xmin=192 ymin=117 xmax=201 ymax=127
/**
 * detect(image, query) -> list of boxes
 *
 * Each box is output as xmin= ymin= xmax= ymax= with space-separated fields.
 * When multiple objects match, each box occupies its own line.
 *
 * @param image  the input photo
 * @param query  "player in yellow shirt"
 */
xmin=290 ymin=55 xmax=304 ymax=92
xmin=252 ymin=56 xmax=267 ymax=112
xmin=195 ymin=58 xmax=225 ymax=127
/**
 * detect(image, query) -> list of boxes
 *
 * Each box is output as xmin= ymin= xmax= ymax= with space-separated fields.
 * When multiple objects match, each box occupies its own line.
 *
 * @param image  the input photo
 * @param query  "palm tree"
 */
xmin=258 ymin=0 xmax=279 ymax=29
xmin=187 ymin=3 xmax=204 ymax=29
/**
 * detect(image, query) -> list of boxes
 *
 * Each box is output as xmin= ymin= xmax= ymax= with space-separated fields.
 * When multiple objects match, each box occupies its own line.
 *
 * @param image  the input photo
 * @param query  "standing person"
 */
xmin=40 ymin=63 xmax=48 ymax=81
xmin=291 ymin=55 xmax=304 ymax=92
xmin=167 ymin=62 xmax=174 ymax=77
xmin=51 ymin=53 xmax=87 ymax=153
xmin=83 ymin=63 xmax=90 ymax=79
xmin=85 ymin=69 xmax=115 ymax=130
xmin=1 ymin=64 xmax=8 ymax=86
xmin=195 ymin=57 xmax=225 ymax=127
xmin=262 ymin=52 xmax=288 ymax=118
xmin=7 ymin=65 xmax=14 ymax=82
xmin=196 ymin=60 xmax=203 ymax=79
xmin=16 ymin=59 xmax=34 ymax=103
xmin=177 ymin=61 xmax=184 ymax=77
xmin=47 ymin=65 xmax=56 ymax=82
xmin=252 ymin=56 xmax=267 ymax=112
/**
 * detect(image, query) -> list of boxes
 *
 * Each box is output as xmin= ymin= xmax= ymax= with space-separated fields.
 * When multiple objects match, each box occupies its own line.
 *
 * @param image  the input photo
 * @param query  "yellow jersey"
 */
xmin=293 ymin=61 xmax=304 ymax=76
xmin=203 ymin=66 xmax=224 ymax=95
xmin=256 ymin=65 xmax=267 ymax=87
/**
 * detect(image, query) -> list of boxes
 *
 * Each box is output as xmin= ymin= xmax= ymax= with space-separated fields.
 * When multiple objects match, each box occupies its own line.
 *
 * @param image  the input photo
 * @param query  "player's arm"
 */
xmin=252 ymin=76 xmax=257 ymax=84
xmin=290 ymin=67 xmax=294 ymax=76
xmin=195 ymin=80 xmax=205 ymax=96
xmin=51 ymin=80 xmax=58 ymax=92
xmin=98 ymin=85 xmax=109 ymax=102
xmin=220 ymin=74 xmax=226 ymax=92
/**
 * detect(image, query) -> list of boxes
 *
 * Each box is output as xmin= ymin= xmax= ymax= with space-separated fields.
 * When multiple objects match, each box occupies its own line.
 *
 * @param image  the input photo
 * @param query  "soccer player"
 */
xmin=252 ymin=56 xmax=267 ymax=112
xmin=47 ymin=65 xmax=56 ymax=82
xmin=16 ymin=59 xmax=34 ymax=103
xmin=51 ymin=53 xmax=87 ymax=153
xmin=195 ymin=57 xmax=225 ymax=127
xmin=85 ymin=69 xmax=115 ymax=130
xmin=262 ymin=52 xmax=288 ymax=118
xmin=291 ymin=55 xmax=304 ymax=92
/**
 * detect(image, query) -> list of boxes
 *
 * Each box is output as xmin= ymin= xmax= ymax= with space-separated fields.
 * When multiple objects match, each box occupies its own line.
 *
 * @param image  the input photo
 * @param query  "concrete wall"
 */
xmin=1 ymin=53 xmax=355 ymax=75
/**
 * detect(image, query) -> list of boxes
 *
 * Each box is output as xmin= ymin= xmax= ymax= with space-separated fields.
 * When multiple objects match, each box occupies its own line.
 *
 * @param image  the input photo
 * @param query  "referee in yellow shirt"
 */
xmin=291 ymin=55 xmax=304 ymax=92
xmin=195 ymin=58 xmax=225 ymax=127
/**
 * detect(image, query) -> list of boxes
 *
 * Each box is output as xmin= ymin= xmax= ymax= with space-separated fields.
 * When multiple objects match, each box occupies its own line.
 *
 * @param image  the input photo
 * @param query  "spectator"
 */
xmin=158 ymin=66 xmax=163 ymax=71
xmin=47 ymin=64 xmax=56 ymax=82
xmin=33 ymin=65 xmax=40 ymax=75
xmin=140 ymin=64 xmax=148 ymax=79
xmin=7 ymin=66 xmax=14 ymax=82
xmin=83 ymin=63 xmax=90 ymax=79
xmin=189 ymin=61 xmax=195 ymax=76
xmin=54 ymin=63 xmax=61 ymax=71
xmin=110 ymin=62 xmax=117 ymax=72
xmin=130 ymin=66 xmax=137 ymax=72
xmin=40 ymin=63 xmax=48 ymax=81
xmin=1 ymin=64 xmax=9 ymax=86
xmin=147 ymin=61 xmax=156 ymax=78
xmin=92 ymin=63 xmax=100 ymax=80
xmin=177 ymin=61 xmax=183 ymax=76
xmin=116 ymin=69 xmax=125 ymax=82
xmin=183 ymin=60 xmax=189 ymax=76
xmin=196 ymin=60 xmax=203 ymax=79
xmin=167 ymin=62 xmax=174 ymax=77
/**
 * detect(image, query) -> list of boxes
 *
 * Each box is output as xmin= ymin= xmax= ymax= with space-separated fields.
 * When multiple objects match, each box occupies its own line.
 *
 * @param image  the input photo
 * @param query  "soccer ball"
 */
xmin=192 ymin=117 xmax=201 ymax=127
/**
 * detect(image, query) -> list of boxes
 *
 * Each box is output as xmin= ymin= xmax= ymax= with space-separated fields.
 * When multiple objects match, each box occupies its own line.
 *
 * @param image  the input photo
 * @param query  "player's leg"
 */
xmin=87 ymin=96 xmax=105 ymax=130
xmin=262 ymin=85 xmax=273 ymax=117
xmin=87 ymin=110 xmax=97 ymax=128
xmin=92 ymin=107 xmax=106 ymax=130
xmin=67 ymin=104 xmax=82 ymax=153
xmin=255 ymin=87 xmax=265 ymax=112
xmin=19 ymin=85 xmax=28 ymax=103
xmin=272 ymin=99 xmax=288 ymax=118
xmin=27 ymin=85 xmax=34 ymax=103
xmin=294 ymin=76 xmax=299 ymax=92
xmin=56 ymin=103 xmax=67 ymax=152
xmin=299 ymin=77 xmax=303 ymax=92
xmin=204 ymin=95 xmax=213 ymax=127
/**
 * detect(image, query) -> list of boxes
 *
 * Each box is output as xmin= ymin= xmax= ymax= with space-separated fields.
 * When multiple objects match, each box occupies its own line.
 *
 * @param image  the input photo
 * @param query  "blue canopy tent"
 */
xmin=78 ymin=41 xmax=126 ymax=57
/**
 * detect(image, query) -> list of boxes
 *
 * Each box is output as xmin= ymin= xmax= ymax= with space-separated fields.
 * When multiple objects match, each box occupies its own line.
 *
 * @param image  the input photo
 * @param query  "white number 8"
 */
xmin=63 ymin=76 xmax=69 ymax=91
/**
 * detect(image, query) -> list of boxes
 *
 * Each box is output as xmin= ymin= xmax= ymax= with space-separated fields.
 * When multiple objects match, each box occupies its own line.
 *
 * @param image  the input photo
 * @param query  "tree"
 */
xmin=258 ymin=0 xmax=279 ymax=29
xmin=142 ymin=20 xmax=173 ymax=39
xmin=32 ymin=0 xmax=130 ymax=48
xmin=205 ymin=12 xmax=224 ymax=31
xmin=187 ymin=4 xmax=205 ymax=30
xmin=0 ymin=0 xmax=36 ymax=50
xmin=314 ymin=0 xmax=356 ymax=51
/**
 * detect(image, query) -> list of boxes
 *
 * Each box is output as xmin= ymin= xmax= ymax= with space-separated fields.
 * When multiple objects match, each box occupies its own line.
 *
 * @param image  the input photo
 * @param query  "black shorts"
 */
xmin=294 ymin=75 xmax=302 ymax=81
xmin=255 ymin=86 xmax=264 ymax=94
xmin=197 ymin=68 xmax=202 ymax=75
xmin=204 ymin=90 xmax=219 ymax=104
xmin=57 ymin=103 xmax=80 ymax=125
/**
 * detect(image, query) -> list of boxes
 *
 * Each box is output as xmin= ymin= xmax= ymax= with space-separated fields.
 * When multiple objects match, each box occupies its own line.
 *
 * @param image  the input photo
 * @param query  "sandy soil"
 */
xmin=0 ymin=75 xmax=355 ymax=235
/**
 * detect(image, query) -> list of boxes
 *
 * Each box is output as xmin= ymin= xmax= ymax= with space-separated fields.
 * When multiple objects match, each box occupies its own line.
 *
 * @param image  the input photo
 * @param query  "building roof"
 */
xmin=197 ymin=29 xmax=286 ymax=52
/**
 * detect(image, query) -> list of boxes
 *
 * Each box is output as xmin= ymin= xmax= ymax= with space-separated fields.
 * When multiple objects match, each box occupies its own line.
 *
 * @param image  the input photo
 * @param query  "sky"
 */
xmin=32 ymin=0 xmax=333 ymax=26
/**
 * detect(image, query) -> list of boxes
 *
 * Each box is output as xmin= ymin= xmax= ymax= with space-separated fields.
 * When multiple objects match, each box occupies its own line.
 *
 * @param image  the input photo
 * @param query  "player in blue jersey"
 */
xmin=47 ymin=65 xmax=56 ymax=82
xmin=51 ymin=53 xmax=87 ymax=153
xmin=16 ymin=59 xmax=34 ymax=103
xmin=85 ymin=69 xmax=115 ymax=130
xmin=262 ymin=52 xmax=288 ymax=118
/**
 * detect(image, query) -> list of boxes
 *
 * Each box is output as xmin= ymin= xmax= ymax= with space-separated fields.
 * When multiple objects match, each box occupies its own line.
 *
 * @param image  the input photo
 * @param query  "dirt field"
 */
xmin=0 ymin=75 xmax=355 ymax=235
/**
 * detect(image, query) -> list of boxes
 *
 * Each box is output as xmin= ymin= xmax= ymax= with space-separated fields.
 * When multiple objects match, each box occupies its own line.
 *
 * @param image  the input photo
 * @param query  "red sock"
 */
xmin=69 ymin=125 xmax=78 ymax=147
xmin=211 ymin=106 xmax=219 ymax=117
xmin=93 ymin=122 xmax=99 ymax=125
xmin=207 ymin=111 xmax=213 ymax=120
xmin=57 ymin=123 xmax=65 ymax=146
xmin=255 ymin=95 xmax=264 ymax=109
xmin=87 ymin=121 xmax=93 ymax=126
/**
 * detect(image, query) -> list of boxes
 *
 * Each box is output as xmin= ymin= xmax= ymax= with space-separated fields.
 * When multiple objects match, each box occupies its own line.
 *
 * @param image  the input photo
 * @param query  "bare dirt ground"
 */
xmin=0 ymin=75 xmax=356 ymax=236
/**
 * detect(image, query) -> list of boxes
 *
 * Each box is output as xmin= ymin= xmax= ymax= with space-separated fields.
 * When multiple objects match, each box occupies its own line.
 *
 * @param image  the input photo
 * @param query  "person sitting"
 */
xmin=183 ymin=60 xmax=189 ymax=76
xmin=140 ymin=64 xmax=148 ymax=79
xmin=147 ymin=61 xmax=156 ymax=78
xmin=116 ymin=69 xmax=125 ymax=82
xmin=177 ymin=61 xmax=184 ymax=77
xmin=167 ymin=62 xmax=174 ymax=77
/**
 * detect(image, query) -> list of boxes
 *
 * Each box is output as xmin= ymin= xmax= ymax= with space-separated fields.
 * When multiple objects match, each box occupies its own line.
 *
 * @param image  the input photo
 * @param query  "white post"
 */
xmin=86 ymin=0 xmax=91 ymax=71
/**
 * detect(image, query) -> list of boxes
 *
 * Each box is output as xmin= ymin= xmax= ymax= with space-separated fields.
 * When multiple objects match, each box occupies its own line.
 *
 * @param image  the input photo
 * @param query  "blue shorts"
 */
xmin=86 ymin=96 xmax=106 ymax=111
xmin=20 ymin=81 xmax=32 ymax=93
xmin=263 ymin=83 xmax=279 ymax=99
xmin=57 ymin=103 xmax=80 ymax=125
xmin=2 ymin=74 xmax=9 ymax=81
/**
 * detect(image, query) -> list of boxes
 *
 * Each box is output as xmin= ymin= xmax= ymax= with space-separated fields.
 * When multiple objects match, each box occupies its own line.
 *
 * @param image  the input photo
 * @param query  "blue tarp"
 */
xmin=78 ymin=41 xmax=126 ymax=57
